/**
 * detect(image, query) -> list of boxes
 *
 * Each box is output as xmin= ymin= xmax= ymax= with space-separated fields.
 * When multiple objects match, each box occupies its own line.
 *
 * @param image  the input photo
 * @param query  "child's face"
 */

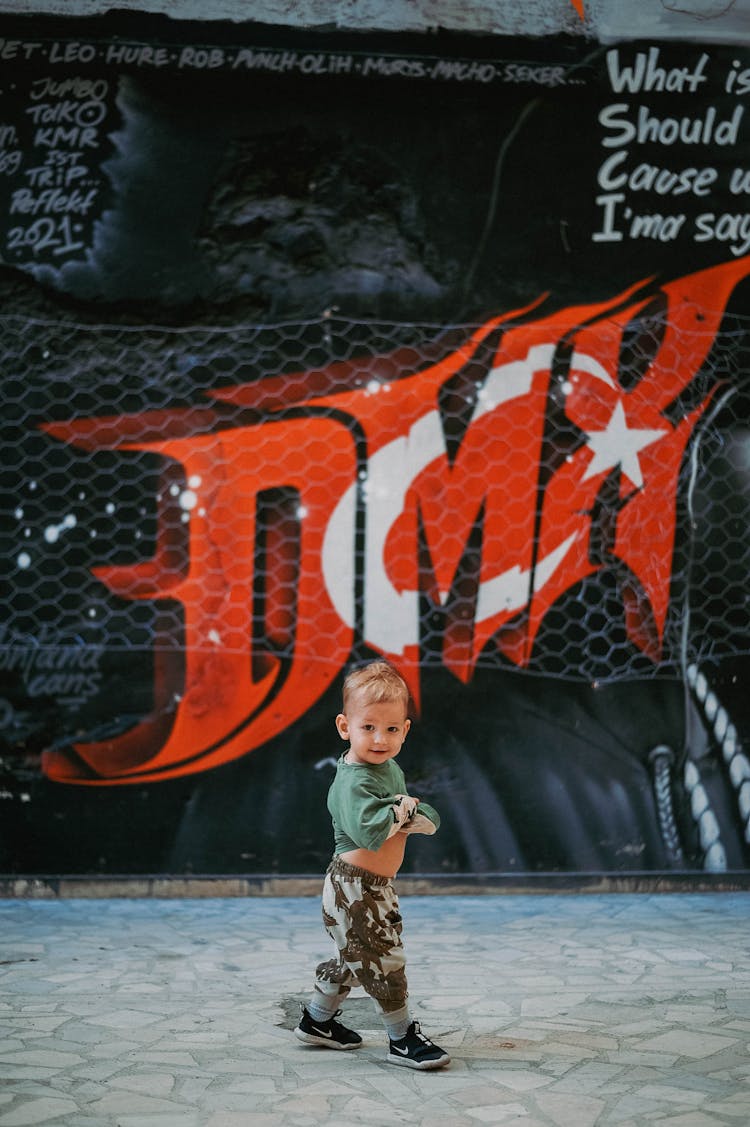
xmin=336 ymin=695 xmax=411 ymax=767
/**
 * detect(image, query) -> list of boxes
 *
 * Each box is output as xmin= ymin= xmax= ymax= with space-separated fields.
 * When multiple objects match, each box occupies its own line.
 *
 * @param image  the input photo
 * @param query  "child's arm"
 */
xmin=385 ymin=794 xmax=419 ymax=838
xmin=393 ymin=794 xmax=440 ymax=836
xmin=337 ymin=781 xmax=416 ymax=851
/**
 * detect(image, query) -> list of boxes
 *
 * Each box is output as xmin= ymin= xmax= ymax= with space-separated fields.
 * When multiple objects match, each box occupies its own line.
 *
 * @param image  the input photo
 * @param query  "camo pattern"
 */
xmin=312 ymin=856 xmax=408 ymax=1014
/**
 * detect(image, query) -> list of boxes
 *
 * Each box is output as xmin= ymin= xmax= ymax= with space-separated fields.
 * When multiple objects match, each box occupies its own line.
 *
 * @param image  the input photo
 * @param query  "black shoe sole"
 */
xmin=295 ymin=1027 xmax=362 ymax=1050
xmin=386 ymin=1050 xmax=451 ymax=1070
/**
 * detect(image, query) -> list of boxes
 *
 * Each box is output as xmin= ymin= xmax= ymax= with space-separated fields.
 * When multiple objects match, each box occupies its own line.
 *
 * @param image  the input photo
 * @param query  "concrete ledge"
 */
xmin=0 ymin=876 xmax=322 ymax=899
xmin=2 ymin=871 xmax=750 ymax=898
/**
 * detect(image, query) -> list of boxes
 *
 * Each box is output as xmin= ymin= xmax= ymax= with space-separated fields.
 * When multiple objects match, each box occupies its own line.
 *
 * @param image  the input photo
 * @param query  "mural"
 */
xmin=34 ymin=259 xmax=750 ymax=784
xmin=2 ymin=12 xmax=750 ymax=877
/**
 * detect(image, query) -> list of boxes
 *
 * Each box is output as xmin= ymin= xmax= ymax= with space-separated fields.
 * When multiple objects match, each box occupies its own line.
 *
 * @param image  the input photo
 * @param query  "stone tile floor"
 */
xmin=0 ymin=892 xmax=749 ymax=1125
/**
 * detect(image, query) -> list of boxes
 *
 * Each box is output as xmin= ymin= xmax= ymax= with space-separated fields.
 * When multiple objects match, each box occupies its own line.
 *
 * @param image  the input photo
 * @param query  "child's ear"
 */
xmin=335 ymin=713 xmax=349 ymax=740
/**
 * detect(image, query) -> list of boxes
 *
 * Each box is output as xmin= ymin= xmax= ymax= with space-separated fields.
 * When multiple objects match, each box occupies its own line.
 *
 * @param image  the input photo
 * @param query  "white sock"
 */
xmin=383 ymin=1005 xmax=411 ymax=1041
xmin=306 ymin=997 xmax=340 ymax=1024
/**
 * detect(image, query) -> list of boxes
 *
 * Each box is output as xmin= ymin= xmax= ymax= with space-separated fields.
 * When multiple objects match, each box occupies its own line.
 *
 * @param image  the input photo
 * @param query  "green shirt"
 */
xmin=327 ymin=753 xmax=441 ymax=854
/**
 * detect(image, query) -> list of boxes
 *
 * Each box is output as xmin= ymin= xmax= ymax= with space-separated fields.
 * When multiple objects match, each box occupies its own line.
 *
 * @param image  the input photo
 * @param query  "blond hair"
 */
xmin=342 ymin=661 xmax=410 ymax=714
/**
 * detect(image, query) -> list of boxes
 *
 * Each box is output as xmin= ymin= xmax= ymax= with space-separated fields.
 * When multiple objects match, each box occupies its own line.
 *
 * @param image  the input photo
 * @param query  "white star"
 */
xmin=582 ymin=400 xmax=667 ymax=489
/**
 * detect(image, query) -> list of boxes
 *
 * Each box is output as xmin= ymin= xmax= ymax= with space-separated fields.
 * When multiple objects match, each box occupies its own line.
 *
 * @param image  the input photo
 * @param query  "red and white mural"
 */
xmin=2 ymin=13 xmax=750 ymax=876
xmin=36 ymin=259 xmax=750 ymax=788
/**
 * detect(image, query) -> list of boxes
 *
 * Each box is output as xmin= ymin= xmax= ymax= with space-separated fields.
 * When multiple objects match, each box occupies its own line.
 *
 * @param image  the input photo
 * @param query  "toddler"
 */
xmin=295 ymin=660 xmax=450 ymax=1069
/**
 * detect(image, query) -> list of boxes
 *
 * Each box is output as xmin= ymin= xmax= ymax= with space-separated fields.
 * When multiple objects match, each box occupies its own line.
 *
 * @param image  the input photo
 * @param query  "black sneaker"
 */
xmin=294 ymin=1006 xmax=362 ymax=1050
xmin=387 ymin=1021 xmax=450 ymax=1070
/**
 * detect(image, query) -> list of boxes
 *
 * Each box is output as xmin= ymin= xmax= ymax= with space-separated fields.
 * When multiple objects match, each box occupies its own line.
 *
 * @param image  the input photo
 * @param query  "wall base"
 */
xmin=2 ymin=871 xmax=750 ymax=898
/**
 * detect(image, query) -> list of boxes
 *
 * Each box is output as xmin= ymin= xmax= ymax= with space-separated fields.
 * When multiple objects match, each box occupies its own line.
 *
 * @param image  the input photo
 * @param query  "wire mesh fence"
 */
xmin=2 ymin=260 xmax=750 ymax=782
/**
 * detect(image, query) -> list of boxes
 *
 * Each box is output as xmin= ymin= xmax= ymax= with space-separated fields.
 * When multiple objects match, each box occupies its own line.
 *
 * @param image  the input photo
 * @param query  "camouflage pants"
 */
xmin=313 ymin=856 xmax=409 ymax=1015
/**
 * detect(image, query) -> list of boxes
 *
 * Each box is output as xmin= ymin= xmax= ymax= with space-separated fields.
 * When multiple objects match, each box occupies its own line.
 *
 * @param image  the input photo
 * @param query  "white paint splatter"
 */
xmin=44 ymin=514 xmax=77 ymax=544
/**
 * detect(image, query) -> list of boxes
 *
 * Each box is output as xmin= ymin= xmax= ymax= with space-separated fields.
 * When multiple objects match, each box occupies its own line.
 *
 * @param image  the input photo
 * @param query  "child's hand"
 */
xmin=400 ymin=813 xmax=437 ymax=836
xmin=392 ymin=794 xmax=419 ymax=826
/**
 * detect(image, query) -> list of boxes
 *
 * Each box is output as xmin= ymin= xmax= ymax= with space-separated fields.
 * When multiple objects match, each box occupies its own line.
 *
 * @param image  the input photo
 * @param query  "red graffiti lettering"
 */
xmin=41 ymin=258 xmax=750 ymax=782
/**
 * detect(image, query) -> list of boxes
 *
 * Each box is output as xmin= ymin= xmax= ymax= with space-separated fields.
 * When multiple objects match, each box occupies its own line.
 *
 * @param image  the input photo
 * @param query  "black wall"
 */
xmin=2 ymin=13 xmax=750 ymax=877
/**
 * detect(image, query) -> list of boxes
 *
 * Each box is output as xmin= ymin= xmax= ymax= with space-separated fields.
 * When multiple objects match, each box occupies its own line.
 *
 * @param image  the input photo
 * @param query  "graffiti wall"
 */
xmin=2 ymin=11 xmax=750 ymax=877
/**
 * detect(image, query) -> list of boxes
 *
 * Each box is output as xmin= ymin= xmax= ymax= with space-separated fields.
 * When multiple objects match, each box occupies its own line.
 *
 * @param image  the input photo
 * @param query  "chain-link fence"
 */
xmin=2 ymin=260 xmax=750 ymax=784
